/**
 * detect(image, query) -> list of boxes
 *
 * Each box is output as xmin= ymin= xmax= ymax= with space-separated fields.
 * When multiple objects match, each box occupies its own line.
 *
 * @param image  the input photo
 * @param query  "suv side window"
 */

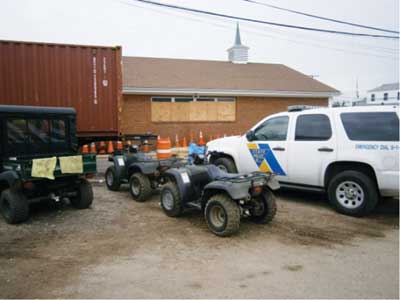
xmin=295 ymin=114 xmax=332 ymax=141
xmin=254 ymin=116 xmax=289 ymax=141
xmin=341 ymin=112 xmax=399 ymax=141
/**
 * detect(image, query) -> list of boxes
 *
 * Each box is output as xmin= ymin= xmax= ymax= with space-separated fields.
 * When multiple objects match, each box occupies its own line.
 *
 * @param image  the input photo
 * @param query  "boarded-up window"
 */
xmin=151 ymin=97 xmax=235 ymax=122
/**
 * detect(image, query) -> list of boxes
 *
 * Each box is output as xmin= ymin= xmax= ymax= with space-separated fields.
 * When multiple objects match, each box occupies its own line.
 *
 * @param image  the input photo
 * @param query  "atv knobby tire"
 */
xmin=249 ymin=190 xmax=277 ymax=224
xmin=129 ymin=173 xmax=152 ymax=202
xmin=205 ymin=194 xmax=240 ymax=237
xmin=160 ymin=182 xmax=183 ymax=217
xmin=0 ymin=188 xmax=29 ymax=224
xmin=105 ymin=166 xmax=121 ymax=191
xmin=70 ymin=179 xmax=93 ymax=209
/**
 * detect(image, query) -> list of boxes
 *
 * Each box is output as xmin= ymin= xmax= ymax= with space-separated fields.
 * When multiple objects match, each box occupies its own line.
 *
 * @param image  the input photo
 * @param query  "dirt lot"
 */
xmin=0 ymin=180 xmax=398 ymax=299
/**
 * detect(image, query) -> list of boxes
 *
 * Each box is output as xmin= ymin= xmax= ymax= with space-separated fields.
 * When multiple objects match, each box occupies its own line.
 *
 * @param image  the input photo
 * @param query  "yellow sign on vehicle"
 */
xmin=31 ymin=157 xmax=57 ymax=180
xmin=59 ymin=155 xmax=83 ymax=174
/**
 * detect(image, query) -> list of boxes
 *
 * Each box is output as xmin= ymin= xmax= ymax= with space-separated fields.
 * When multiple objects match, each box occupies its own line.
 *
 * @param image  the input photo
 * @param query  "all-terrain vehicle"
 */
xmin=0 ymin=105 xmax=97 ymax=224
xmin=105 ymin=137 xmax=184 ymax=202
xmin=160 ymin=164 xmax=279 ymax=236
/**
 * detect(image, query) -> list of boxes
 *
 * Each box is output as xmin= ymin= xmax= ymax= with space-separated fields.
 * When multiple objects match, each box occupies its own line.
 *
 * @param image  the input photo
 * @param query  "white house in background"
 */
xmin=367 ymin=82 xmax=400 ymax=105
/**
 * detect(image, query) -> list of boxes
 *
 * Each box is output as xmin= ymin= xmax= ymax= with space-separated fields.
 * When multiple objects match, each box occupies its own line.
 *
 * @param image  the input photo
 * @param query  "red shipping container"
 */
xmin=0 ymin=40 xmax=122 ymax=138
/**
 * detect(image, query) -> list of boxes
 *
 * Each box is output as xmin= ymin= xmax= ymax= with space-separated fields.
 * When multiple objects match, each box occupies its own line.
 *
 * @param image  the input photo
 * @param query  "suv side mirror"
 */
xmin=246 ymin=130 xmax=256 ymax=141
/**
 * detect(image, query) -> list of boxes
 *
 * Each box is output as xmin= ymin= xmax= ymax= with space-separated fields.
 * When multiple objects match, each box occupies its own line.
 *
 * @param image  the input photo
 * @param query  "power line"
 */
xmin=119 ymin=0 xmax=399 ymax=61
xmin=243 ymin=0 xmax=399 ymax=34
xmin=130 ymin=0 xmax=399 ymax=39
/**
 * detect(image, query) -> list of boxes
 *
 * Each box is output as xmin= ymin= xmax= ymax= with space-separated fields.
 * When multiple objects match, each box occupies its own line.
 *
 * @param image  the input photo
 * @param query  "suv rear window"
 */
xmin=341 ymin=112 xmax=399 ymax=141
xmin=295 ymin=114 xmax=332 ymax=141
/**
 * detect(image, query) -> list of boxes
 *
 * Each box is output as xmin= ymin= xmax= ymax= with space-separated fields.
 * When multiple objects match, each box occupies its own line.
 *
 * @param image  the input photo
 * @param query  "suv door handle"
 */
xmin=318 ymin=147 xmax=334 ymax=152
xmin=272 ymin=147 xmax=285 ymax=151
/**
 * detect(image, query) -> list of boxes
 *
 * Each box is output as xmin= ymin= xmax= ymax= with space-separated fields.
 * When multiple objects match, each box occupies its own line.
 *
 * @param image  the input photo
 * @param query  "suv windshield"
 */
xmin=5 ymin=117 xmax=69 ymax=156
xmin=341 ymin=112 xmax=399 ymax=141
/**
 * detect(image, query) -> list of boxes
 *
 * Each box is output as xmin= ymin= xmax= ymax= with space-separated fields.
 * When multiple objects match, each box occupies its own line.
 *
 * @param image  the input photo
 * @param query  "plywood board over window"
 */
xmin=151 ymin=97 xmax=236 ymax=122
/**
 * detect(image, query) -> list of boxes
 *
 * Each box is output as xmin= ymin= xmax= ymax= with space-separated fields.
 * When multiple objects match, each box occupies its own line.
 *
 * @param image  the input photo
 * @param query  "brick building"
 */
xmin=121 ymin=25 xmax=339 ymax=139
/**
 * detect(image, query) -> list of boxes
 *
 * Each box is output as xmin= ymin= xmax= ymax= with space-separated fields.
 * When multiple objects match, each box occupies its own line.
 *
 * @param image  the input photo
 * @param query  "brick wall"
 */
xmin=120 ymin=94 xmax=328 ymax=140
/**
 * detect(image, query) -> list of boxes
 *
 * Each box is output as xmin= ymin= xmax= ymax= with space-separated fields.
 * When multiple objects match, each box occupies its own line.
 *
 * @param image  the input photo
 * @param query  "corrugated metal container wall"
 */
xmin=0 ymin=40 xmax=122 ymax=137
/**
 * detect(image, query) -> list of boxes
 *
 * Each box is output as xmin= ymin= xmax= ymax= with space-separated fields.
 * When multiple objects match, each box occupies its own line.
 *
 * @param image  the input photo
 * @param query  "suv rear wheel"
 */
xmin=327 ymin=170 xmax=378 ymax=217
xmin=0 ymin=189 xmax=29 ymax=224
xmin=214 ymin=157 xmax=237 ymax=173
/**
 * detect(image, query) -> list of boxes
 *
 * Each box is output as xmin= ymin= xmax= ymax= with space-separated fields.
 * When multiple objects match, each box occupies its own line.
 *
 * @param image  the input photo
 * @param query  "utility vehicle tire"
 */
xmin=214 ymin=157 xmax=237 ymax=173
xmin=0 ymin=188 xmax=29 ymax=224
xmin=328 ymin=170 xmax=378 ymax=217
xmin=205 ymin=194 xmax=240 ymax=237
xmin=129 ymin=173 xmax=152 ymax=202
xmin=105 ymin=166 xmax=121 ymax=191
xmin=249 ymin=190 xmax=277 ymax=224
xmin=160 ymin=182 xmax=183 ymax=217
xmin=71 ymin=179 xmax=93 ymax=209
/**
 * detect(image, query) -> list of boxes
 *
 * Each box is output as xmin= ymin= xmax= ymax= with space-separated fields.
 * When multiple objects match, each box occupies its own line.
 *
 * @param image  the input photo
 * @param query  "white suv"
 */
xmin=206 ymin=105 xmax=399 ymax=216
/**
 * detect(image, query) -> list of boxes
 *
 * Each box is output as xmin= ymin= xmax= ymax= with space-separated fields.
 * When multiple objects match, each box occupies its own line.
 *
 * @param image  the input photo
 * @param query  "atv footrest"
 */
xmin=186 ymin=202 xmax=201 ymax=210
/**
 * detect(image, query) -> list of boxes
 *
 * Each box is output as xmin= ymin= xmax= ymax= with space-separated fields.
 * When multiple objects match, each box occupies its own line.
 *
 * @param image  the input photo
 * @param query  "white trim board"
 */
xmin=123 ymin=87 xmax=340 ymax=98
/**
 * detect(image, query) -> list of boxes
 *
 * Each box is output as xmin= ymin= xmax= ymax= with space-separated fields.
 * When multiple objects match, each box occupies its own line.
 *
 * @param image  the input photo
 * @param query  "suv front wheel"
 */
xmin=327 ymin=170 xmax=378 ymax=217
xmin=213 ymin=157 xmax=237 ymax=173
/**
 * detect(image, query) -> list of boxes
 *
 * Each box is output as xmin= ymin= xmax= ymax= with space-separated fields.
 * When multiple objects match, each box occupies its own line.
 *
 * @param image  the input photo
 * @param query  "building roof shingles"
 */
xmin=122 ymin=56 xmax=339 ymax=94
xmin=368 ymin=82 xmax=399 ymax=93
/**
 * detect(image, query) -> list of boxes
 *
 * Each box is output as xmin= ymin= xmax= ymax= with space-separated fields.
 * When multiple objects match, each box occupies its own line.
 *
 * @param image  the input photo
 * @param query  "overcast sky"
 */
xmin=1 ymin=0 xmax=399 ymax=98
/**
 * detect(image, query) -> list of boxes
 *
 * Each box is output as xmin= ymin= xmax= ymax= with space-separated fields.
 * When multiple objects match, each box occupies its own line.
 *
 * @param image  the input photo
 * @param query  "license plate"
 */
xmin=181 ymin=172 xmax=190 ymax=184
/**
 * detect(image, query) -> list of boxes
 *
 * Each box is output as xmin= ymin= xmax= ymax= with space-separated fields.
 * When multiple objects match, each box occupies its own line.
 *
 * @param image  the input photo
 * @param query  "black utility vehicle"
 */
xmin=105 ymin=139 xmax=184 ymax=202
xmin=0 ymin=105 xmax=96 ymax=224
xmin=160 ymin=164 xmax=279 ymax=236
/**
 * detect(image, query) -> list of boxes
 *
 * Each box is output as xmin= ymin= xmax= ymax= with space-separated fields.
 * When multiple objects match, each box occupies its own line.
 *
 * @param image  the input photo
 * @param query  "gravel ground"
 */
xmin=0 ymin=176 xmax=398 ymax=299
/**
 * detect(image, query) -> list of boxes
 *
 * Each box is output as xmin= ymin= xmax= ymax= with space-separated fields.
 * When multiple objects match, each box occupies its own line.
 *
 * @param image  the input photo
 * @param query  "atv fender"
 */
xmin=110 ymin=155 xmax=127 ymax=180
xmin=128 ymin=161 xmax=159 ymax=176
xmin=164 ymin=168 xmax=193 ymax=203
xmin=267 ymin=176 xmax=280 ymax=191
xmin=203 ymin=180 xmax=251 ymax=201
xmin=0 ymin=170 xmax=21 ymax=190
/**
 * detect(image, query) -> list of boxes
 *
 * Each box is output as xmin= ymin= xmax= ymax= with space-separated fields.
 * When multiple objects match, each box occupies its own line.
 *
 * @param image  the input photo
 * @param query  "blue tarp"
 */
xmin=188 ymin=143 xmax=205 ymax=164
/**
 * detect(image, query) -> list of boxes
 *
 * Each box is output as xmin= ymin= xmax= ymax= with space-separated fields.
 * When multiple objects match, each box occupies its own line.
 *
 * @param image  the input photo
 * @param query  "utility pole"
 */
xmin=356 ymin=77 xmax=360 ymax=99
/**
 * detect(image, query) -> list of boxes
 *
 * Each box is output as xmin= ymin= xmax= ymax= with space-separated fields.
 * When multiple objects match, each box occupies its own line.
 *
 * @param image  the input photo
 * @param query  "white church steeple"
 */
xmin=227 ymin=23 xmax=249 ymax=64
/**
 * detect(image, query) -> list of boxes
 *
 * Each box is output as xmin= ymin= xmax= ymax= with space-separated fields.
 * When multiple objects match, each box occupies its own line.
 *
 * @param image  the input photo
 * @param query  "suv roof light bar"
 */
xmin=288 ymin=105 xmax=325 ymax=112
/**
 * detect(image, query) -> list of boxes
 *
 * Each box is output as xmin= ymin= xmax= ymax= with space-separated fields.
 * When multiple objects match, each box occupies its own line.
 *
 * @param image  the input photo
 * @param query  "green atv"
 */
xmin=0 ymin=105 xmax=97 ymax=224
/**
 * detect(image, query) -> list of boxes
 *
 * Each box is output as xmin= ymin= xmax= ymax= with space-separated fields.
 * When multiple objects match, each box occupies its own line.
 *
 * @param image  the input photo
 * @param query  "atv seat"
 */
xmin=185 ymin=165 xmax=241 ymax=185
xmin=206 ymin=164 xmax=241 ymax=181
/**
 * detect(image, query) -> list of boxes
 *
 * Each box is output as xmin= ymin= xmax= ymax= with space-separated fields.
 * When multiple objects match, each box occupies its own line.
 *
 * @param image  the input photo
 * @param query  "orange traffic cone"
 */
xmin=198 ymin=131 xmax=205 ymax=146
xmin=107 ymin=141 xmax=114 ymax=154
xmin=81 ymin=144 xmax=89 ymax=154
xmin=142 ymin=140 xmax=150 ymax=153
xmin=98 ymin=141 xmax=106 ymax=154
xmin=182 ymin=136 xmax=188 ymax=148
xmin=116 ymin=141 xmax=123 ymax=151
xmin=175 ymin=134 xmax=181 ymax=147
xmin=90 ymin=142 xmax=97 ymax=154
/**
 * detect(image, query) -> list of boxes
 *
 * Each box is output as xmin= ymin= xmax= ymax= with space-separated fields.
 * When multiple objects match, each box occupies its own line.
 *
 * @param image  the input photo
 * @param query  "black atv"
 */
xmin=0 ymin=105 xmax=96 ymax=224
xmin=105 ymin=142 xmax=184 ymax=202
xmin=160 ymin=164 xmax=279 ymax=236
